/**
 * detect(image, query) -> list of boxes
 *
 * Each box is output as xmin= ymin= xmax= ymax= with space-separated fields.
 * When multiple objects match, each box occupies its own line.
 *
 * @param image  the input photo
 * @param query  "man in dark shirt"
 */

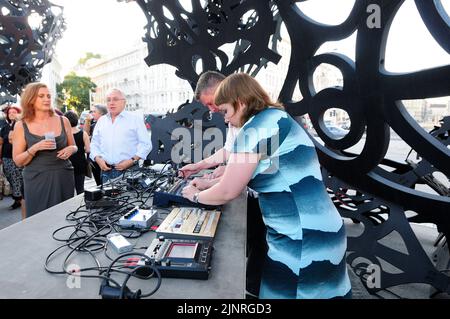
xmin=84 ymin=104 xmax=107 ymax=185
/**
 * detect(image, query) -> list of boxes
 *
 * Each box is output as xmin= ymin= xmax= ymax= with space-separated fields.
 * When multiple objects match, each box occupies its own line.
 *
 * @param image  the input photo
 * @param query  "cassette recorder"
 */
xmin=137 ymin=236 xmax=213 ymax=280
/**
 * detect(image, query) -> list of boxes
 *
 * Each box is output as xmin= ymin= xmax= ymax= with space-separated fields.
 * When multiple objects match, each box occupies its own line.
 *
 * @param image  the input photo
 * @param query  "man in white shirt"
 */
xmin=90 ymin=89 xmax=152 ymax=183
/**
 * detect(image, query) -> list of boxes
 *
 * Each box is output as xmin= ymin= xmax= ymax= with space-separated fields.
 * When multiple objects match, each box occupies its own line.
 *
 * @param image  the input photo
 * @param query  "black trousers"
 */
xmin=74 ymin=174 xmax=85 ymax=195
xmin=246 ymin=194 xmax=268 ymax=296
xmin=91 ymin=160 xmax=102 ymax=186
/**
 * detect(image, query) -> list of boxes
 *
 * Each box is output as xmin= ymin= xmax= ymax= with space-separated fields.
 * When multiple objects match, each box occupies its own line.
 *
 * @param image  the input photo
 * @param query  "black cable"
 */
xmin=103 ymin=252 xmax=162 ymax=299
xmin=44 ymin=164 xmax=175 ymax=298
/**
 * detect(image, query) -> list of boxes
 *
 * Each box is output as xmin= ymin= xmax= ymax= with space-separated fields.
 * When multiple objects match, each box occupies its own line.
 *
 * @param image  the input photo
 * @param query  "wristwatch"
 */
xmin=192 ymin=192 xmax=200 ymax=203
xmin=131 ymin=158 xmax=139 ymax=165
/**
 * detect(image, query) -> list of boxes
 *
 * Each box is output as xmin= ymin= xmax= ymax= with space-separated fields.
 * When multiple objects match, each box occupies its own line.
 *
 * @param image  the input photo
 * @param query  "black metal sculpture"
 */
xmin=137 ymin=0 xmax=281 ymax=167
xmin=136 ymin=0 xmax=450 ymax=297
xmin=136 ymin=0 xmax=281 ymax=89
xmin=324 ymin=117 xmax=449 ymax=296
xmin=276 ymin=0 xmax=450 ymax=295
xmin=0 ymin=0 xmax=65 ymax=104
xmin=145 ymin=100 xmax=227 ymax=164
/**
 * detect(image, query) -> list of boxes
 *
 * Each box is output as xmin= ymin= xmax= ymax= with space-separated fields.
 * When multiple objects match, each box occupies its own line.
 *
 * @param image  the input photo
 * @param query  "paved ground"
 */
xmin=0 ymin=196 xmax=22 ymax=231
xmin=0 ymin=177 xmax=97 ymax=231
xmin=343 ymin=219 xmax=443 ymax=299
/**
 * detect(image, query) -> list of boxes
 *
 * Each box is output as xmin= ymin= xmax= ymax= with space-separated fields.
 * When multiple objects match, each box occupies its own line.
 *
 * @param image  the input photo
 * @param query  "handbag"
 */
xmin=0 ymin=164 xmax=4 ymax=200
xmin=85 ymin=161 xmax=93 ymax=178
xmin=0 ymin=165 xmax=11 ymax=197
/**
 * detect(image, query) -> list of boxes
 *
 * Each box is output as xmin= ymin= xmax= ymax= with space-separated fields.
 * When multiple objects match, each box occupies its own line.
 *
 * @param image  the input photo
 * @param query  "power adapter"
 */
xmin=99 ymin=280 xmax=141 ymax=299
xmin=107 ymin=233 xmax=134 ymax=254
xmin=103 ymin=186 xmax=120 ymax=197
xmin=84 ymin=188 xmax=103 ymax=201
xmin=127 ymin=174 xmax=142 ymax=185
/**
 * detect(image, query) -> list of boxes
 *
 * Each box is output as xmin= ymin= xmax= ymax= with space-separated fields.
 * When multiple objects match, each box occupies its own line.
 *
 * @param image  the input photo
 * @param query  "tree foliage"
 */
xmin=56 ymin=72 xmax=97 ymax=114
xmin=77 ymin=52 xmax=101 ymax=66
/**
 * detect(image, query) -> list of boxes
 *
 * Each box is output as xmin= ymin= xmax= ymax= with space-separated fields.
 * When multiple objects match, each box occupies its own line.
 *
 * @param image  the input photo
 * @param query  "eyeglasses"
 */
xmin=106 ymin=97 xmax=125 ymax=103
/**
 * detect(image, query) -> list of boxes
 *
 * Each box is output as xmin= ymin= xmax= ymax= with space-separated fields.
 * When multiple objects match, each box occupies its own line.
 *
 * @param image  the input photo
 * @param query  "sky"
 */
xmin=51 ymin=0 xmax=450 ymax=80
xmin=51 ymin=0 xmax=147 ymax=74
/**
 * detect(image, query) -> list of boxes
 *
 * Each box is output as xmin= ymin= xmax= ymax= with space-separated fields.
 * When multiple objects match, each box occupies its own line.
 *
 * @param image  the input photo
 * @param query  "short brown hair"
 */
xmin=195 ymin=71 xmax=226 ymax=100
xmin=20 ymin=82 xmax=54 ymax=121
xmin=214 ymin=73 xmax=284 ymax=126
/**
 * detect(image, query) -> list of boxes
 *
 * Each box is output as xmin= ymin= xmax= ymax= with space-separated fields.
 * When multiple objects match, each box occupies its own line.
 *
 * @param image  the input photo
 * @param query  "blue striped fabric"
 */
xmin=233 ymin=108 xmax=351 ymax=299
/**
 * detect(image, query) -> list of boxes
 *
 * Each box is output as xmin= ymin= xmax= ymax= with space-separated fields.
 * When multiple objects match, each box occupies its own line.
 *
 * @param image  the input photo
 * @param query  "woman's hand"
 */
xmin=203 ymin=165 xmax=225 ymax=180
xmin=178 ymin=163 xmax=201 ymax=179
xmin=181 ymin=184 xmax=200 ymax=202
xmin=32 ymin=139 xmax=56 ymax=152
xmin=56 ymin=145 xmax=76 ymax=160
xmin=190 ymin=177 xmax=212 ymax=191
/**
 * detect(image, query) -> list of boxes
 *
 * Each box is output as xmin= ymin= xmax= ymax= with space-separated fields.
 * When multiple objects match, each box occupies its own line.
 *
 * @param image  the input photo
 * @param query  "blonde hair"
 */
xmin=214 ymin=73 xmax=284 ymax=126
xmin=20 ymin=82 xmax=54 ymax=121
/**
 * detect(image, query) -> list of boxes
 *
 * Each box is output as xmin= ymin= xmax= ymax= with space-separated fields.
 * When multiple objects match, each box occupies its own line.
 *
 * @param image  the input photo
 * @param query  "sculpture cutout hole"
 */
xmin=1 ymin=6 xmax=10 ymax=16
xmin=218 ymin=41 xmax=238 ymax=67
xmin=149 ymin=20 xmax=158 ymax=39
xmin=432 ymin=172 xmax=450 ymax=190
xmin=193 ymin=55 xmax=203 ymax=74
xmin=315 ymin=31 xmax=357 ymax=62
xmin=440 ymin=0 xmax=450 ymax=18
xmin=0 ymin=34 xmax=8 ymax=45
xmin=295 ymin=0 xmax=356 ymax=26
xmin=321 ymin=108 xmax=350 ymax=140
xmin=162 ymin=6 xmax=175 ymax=21
xmin=385 ymin=1 xmax=450 ymax=72
xmin=200 ymin=0 xmax=208 ymax=10
xmin=178 ymin=0 xmax=193 ymax=13
xmin=239 ymin=9 xmax=259 ymax=31
xmin=312 ymin=63 xmax=344 ymax=94
xmin=50 ymin=5 xmax=62 ymax=16
xmin=28 ymin=12 xmax=43 ymax=30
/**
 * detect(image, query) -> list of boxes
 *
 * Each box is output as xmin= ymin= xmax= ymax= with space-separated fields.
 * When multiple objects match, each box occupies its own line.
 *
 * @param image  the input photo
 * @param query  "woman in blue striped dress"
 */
xmin=182 ymin=73 xmax=351 ymax=299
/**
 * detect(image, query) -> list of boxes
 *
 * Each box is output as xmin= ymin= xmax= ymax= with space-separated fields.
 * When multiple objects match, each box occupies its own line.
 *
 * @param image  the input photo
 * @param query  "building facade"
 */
xmin=427 ymin=103 xmax=449 ymax=125
xmin=40 ymin=56 xmax=63 ymax=109
xmin=403 ymin=99 xmax=428 ymax=123
xmin=84 ymin=37 xmax=303 ymax=115
xmin=85 ymin=43 xmax=193 ymax=114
